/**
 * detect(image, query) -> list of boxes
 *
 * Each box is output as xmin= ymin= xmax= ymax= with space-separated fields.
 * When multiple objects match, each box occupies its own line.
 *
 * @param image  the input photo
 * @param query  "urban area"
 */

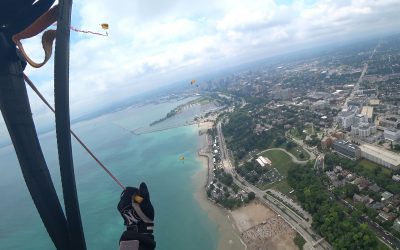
xmin=190 ymin=34 xmax=400 ymax=250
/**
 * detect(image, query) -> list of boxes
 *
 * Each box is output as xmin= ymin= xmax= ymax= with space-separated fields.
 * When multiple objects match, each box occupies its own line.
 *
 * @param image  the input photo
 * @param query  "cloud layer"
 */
xmin=4 ymin=0 xmax=400 ymax=131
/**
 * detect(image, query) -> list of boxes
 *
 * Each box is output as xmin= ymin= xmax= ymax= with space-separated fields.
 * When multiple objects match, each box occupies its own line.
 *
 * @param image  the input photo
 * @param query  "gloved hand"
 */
xmin=118 ymin=182 xmax=154 ymax=234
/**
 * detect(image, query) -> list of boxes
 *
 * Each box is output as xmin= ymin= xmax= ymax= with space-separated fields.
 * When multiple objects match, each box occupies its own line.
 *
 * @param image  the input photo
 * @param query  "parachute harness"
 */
xmin=13 ymin=5 xmax=125 ymax=190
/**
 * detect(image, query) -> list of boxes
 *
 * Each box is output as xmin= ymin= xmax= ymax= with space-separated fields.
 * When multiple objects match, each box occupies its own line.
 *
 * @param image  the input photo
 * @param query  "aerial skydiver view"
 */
xmin=1 ymin=0 xmax=400 ymax=250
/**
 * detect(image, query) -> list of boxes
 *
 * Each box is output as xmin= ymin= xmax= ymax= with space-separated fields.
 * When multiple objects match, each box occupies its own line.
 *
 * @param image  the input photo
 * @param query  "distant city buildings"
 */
xmin=271 ymin=88 xmax=291 ymax=100
xmin=337 ymin=111 xmax=355 ymax=129
xmin=311 ymin=100 xmax=329 ymax=111
xmin=361 ymin=106 xmax=374 ymax=122
xmin=384 ymin=128 xmax=400 ymax=142
xmin=379 ymin=115 xmax=400 ymax=129
xmin=351 ymin=122 xmax=377 ymax=137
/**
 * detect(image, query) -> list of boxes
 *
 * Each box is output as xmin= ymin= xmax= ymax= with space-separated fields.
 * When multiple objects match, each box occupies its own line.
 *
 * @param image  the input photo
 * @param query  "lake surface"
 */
xmin=0 ymin=98 xmax=219 ymax=249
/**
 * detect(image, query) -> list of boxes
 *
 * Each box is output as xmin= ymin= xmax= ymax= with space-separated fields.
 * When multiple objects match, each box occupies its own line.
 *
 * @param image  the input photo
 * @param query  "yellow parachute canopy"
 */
xmin=190 ymin=79 xmax=196 ymax=85
xmin=179 ymin=156 xmax=185 ymax=161
xmin=101 ymin=23 xmax=109 ymax=30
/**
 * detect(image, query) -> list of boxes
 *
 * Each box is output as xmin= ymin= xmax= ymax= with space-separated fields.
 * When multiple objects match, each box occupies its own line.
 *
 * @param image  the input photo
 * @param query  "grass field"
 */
xmin=261 ymin=150 xmax=297 ymax=175
xmin=260 ymin=180 xmax=293 ymax=194
xmin=287 ymin=145 xmax=310 ymax=161
xmin=258 ymin=149 xmax=299 ymax=194
xmin=357 ymin=159 xmax=392 ymax=176
xmin=377 ymin=240 xmax=391 ymax=250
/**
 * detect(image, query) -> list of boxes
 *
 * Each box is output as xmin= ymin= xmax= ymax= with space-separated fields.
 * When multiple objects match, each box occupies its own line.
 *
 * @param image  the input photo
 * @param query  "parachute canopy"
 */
xmin=101 ymin=23 xmax=109 ymax=30
xmin=179 ymin=156 xmax=185 ymax=161
xmin=190 ymin=79 xmax=196 ymax=85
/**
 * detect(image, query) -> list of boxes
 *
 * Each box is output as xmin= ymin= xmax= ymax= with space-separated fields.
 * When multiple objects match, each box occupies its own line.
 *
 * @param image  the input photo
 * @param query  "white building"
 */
xmin=259 ymin=156 xmax=271 ymax=166
xmin=337 ymin=111 xmax=355 ymax=129
xmin=359 ymin=144 xmax=400 ymax=170
xmin=354 ymin=114 xmax=368 ymax=124
xmin=384 ymin=128 xmax=400 ymax=142
xmin=351 ymin=123 xmax=377 ymax=137
xmin=256 ymin=158 xmax=265 ymax=167
xmin=256 ymin=156 xmax=271 ymax=167
xmin=392 ymin=174 xmax=400 ymax=182
xmin=361 ymin=106 xmax=374 ymax=122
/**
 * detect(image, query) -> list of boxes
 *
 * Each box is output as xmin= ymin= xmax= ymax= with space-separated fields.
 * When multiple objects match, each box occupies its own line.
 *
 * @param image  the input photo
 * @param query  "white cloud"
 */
xmin=3 ymin=0 xmax=400 ymax=134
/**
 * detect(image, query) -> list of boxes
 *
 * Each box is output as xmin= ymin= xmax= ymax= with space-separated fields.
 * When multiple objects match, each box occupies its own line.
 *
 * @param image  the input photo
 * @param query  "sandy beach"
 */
xmin=231 ymin=202 xmax=298 ymax=250
xmin=195 ymin=121 xmax=299 ymax=250
xmin=195 ymin=123 xmax=246 ymax=250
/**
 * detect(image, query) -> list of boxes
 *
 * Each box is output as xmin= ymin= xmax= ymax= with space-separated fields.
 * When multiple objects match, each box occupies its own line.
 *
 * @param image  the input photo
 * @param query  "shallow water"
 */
xmin=0 ymin=99 xmax=218 ymax=250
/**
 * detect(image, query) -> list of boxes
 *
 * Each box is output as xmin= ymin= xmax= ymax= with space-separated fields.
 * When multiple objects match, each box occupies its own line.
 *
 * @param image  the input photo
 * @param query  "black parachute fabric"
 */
xmin=0 ymin=0 xmax=87 ymax=249
xmin=0 ymin=1 xmax=70 ymax=247
xmin=0 ymin=51 xmax=70 ymax=250
xmin=54 ymin=0 xmax=87 ymax=249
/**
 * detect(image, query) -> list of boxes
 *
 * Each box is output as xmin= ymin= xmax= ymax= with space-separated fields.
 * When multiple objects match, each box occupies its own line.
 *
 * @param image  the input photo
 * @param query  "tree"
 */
xmin=248 ymin=192 xmax=256 ymax=200
xmin=287 ymin=165 xmax=379 ymax=248
xmin=286 ymin=141 xmax=296 ymax=150
xmin=343 ymin=184 xmax=358 ymax=198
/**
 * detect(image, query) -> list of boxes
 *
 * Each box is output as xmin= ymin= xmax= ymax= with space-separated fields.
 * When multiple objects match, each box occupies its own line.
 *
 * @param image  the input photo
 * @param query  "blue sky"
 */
xmin=2 ymin=0 xmax=400 ymax=132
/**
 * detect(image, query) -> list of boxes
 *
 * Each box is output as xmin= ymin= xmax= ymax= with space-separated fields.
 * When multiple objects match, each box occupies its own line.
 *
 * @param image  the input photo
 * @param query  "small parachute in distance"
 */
xmin=68 ymin=23 xmax=109 ymax=36
xmin=190 ymin=79 xmax=199 ymax=88
xmin=101 ymin=23 xmax=109 ymax=30
xmin=179 ymin=156 xmax=185 ymax=161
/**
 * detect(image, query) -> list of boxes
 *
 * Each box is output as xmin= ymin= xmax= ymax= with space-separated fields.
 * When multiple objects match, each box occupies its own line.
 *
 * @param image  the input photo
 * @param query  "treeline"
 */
xmin=236 ymin=161 xmax=268 ymax=184
xmin=287 ymin=165 xmax=379 ymax=249
xmin=325 ymin=153 xmax=400 ymax=194
xmin=222 ymin=111 xmax=285 ymax=160
xmin=149 ymin=109 xmax=177 ymax=126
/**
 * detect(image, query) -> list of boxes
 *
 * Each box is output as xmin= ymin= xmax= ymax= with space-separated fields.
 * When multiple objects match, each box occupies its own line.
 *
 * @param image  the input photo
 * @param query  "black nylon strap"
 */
xmin=54 ymin=0 xmax=87 ymax=249
xmin=0 ymin=44 xmax=70 ymax=249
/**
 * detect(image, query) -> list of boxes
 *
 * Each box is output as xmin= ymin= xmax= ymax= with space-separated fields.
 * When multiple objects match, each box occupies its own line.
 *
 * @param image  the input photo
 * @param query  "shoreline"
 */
xmin=194 ymin=122 xmax=246 ymax=250
xmin=193 ymin=122 xmax=299 ymax=250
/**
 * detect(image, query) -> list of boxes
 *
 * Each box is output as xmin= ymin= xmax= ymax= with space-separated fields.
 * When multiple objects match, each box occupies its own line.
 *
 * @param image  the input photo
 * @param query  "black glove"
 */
xmin=118 ymin=182 xmax=154 ymax=232
xmin=118 ymin=182 xmax=156 ymax=249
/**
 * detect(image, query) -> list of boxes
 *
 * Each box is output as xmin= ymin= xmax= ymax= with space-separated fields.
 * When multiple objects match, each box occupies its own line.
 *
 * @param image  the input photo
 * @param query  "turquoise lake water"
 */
xmin=0 ymin=99 xmax=218 ymax=249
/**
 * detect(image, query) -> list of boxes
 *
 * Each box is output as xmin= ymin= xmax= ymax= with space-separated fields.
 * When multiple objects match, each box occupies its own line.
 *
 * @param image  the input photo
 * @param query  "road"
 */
xmin=216 ymin=122 xmax=332 ymax=250
xmin=286 ymin=133 xmax=316 ymax=161
xmin=343 ymin=41 xmax=379 ymax=110
xmin=340 ymin=198 xmax=400 ymax=249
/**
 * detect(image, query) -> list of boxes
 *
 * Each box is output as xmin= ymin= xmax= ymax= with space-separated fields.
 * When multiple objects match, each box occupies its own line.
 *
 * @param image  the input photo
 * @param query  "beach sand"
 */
xmin=195 ymin=125 xmax=297 ymax=250
xmin=194 ymin=130 xmax=246 ymax=250
xmin=231 ymin=201 xmax=298 ymax=250
xmin=198 ymin=121 xmax=214 ymax=131
xmin=230 ymin=202 xmax=276 ymax=232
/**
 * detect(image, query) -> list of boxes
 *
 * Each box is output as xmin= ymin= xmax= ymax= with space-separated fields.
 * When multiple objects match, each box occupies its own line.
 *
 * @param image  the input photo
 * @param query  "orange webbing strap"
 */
xmin=12 ymin=5 xmax=59 ymax=68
